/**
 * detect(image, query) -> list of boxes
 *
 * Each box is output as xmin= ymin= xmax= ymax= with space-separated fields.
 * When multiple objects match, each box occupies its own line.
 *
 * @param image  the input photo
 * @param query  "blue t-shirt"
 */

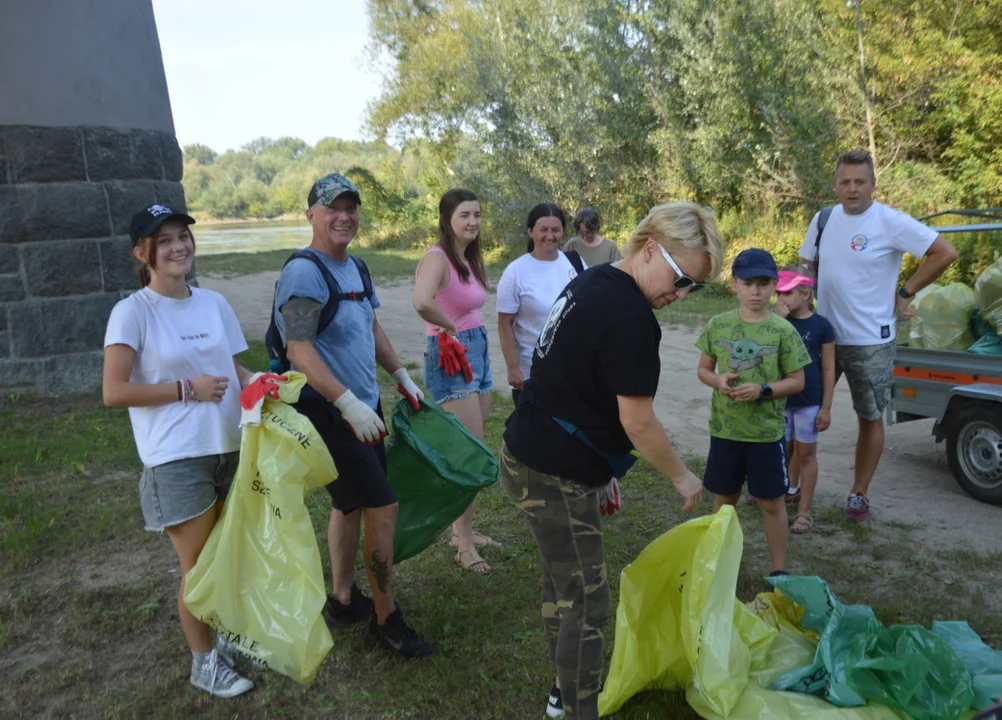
xmin=273 ymin=249 xmax=382 ymax=409
xmin=785 ymin=313 xmax=836 ymax=408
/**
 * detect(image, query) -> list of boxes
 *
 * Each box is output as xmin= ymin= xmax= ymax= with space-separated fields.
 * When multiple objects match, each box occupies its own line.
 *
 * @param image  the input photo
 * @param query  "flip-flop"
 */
xmin=451 ymin=531 xmax=501 ymax=550
xmin=791 ymin=512 xmax=813 ymax=534
xmin=455 ymin=548 xmax=491 ymax=574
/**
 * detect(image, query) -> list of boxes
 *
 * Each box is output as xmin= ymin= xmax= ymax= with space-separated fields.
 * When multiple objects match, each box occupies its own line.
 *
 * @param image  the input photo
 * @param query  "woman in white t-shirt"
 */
xmin=497 ymin=203 xmax=586 ymax=405
xmin=102 ymin=205 xmax=254 ymax=699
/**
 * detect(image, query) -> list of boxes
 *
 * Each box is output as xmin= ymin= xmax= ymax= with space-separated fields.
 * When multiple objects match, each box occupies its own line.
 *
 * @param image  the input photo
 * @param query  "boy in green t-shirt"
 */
xmin=696 ymin=248 xmax=810 ymax=575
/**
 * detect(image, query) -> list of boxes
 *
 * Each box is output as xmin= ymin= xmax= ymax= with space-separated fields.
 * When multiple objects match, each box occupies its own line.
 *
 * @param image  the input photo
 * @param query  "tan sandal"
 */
xmin=791 ymin=512 xmax=813 ymax=534
xmin=451 ymin=531 xmax=502 ymax=550
xmin=455 ymin=547 xmax=491 ymax=574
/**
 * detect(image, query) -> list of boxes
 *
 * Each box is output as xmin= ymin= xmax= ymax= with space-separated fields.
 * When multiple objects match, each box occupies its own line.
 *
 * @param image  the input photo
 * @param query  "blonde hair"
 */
xmin=623 ymin=202 xmax=725 ymax=279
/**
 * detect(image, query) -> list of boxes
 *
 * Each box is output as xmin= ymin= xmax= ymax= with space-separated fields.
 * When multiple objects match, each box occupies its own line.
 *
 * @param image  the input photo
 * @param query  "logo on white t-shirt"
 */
xmin=849 ymin=234 xmax=869 ymax=252
xmin=568 ymin=268 xmax=578 ymax=280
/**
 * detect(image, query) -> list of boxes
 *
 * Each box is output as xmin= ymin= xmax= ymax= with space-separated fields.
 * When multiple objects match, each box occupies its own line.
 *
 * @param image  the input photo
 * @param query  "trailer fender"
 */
xmin=935 ymin=383 xmax=1002 ymax=441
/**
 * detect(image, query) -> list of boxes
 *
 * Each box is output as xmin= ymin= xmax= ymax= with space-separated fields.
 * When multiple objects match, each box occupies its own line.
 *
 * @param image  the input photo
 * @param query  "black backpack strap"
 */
xmin=348 ymin=255 xmax=374 ymax=302
xmin=814 ymin=206 xmax=833 ymax=262
xmin=564 ymin=250 xmax=585 ymax=275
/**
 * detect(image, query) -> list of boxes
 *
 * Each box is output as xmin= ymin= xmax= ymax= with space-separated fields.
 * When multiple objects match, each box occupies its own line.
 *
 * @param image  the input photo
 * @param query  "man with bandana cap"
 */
xmin=271 ymin=172 xmax=432 ymax=657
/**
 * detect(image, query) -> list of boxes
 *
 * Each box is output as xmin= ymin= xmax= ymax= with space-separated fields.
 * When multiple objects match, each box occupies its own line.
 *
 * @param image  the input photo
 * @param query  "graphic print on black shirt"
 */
xmin=504 ymin=264 xmax=662 ymax=486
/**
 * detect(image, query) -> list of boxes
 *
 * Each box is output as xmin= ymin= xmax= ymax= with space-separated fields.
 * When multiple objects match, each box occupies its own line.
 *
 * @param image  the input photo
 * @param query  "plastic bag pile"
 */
xmin=909 ymin=256 xmax=1002 ymax=355
xmin=598 ymin=507 xmax=1002 ymax=719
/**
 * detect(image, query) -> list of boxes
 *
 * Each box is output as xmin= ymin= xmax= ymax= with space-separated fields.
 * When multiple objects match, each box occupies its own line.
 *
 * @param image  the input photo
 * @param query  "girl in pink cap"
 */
xmin=775 ymin=264 xmax=836 ymax=534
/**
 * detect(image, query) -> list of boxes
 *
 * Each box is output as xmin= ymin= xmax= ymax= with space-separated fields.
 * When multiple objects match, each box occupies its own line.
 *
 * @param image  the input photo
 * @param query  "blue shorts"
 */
xmin=424 ymin=325 xmax=494 ymax=403
xmin=703 ymin=436 xmax=789 ymax=501
xmin=785 ymin=405 xmax=821 ymax=444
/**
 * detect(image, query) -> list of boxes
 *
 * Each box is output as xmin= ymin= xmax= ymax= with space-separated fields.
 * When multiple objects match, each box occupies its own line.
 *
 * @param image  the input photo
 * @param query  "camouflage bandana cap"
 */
xmin=308 ymin=173 xmax=362 ymax=208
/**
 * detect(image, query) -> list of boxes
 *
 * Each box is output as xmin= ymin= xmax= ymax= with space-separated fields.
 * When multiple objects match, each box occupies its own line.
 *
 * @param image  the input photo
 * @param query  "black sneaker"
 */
xmin=363 ymin=608 xmax=433 ymax=658
xmin=546 ymin=684 xmax=564 ymax=718
xmin=323 ymin=584 xmax=374 ymax=629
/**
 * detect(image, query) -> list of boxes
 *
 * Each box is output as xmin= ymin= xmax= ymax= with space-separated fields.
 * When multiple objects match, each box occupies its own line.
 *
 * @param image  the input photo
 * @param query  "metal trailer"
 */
xmin=886 ymin=209 xmax=1002 ymax=504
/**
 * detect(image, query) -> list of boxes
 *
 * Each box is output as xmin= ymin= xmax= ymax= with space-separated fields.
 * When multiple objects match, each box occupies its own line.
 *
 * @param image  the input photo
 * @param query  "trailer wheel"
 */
xmin=946 ymin=404 xmax=1002 ymax=505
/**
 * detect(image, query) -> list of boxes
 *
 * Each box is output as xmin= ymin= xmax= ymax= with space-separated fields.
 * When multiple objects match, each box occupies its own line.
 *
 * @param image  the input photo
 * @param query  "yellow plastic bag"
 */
xmin=599 ymin=507 xmax=912 ymax=719
xmin=184 ymin=372 xmax=335 ymax=684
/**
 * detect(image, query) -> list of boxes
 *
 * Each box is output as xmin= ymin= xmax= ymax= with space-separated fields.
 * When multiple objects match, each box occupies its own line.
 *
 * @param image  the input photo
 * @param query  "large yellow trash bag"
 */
xmin=184 ymin=372 xmax=335 ymax=684
xmin=599 ymin=506 xmax=757 ymax=717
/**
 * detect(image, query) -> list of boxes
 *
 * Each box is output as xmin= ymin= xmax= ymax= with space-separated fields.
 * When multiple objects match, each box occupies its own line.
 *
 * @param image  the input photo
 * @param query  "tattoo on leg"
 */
xmin=369 ymin=549 xmax=391 ymax=593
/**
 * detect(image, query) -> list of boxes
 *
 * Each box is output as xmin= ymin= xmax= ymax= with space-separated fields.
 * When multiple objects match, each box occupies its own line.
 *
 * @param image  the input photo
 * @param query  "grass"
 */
xmin=4 ymin=351 xmax=1001 ymax=715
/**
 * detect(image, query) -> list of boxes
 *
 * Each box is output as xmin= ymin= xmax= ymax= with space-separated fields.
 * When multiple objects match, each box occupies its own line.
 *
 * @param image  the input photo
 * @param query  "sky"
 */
xmin=152 ymin=0 xmax=384 ymax=154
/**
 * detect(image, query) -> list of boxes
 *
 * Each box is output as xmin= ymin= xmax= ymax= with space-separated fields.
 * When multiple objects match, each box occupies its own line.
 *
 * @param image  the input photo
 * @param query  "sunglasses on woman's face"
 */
xmin=658 ymin=244 xmax=706 ymax=293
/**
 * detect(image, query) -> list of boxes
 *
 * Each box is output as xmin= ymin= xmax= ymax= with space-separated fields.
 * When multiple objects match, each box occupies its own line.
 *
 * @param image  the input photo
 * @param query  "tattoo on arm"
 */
xmin=281 ymin=297 xmax=322 ymax=342
xmin=369 ymin=549 xmax=391 ymax=594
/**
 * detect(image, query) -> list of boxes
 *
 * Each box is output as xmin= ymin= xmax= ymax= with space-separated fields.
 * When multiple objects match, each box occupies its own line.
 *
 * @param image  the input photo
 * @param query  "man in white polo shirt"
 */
xmin=799 ymin=149 xmax=958 ymax=523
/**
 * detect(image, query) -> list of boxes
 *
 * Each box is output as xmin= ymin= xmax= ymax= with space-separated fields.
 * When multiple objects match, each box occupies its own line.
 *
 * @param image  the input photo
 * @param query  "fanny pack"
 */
xmin=551 ymin=416 xmax=639 ymax=479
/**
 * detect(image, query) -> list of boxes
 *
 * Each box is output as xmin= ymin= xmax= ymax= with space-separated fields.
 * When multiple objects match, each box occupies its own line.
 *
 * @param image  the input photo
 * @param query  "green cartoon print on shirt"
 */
xmin=720 ymin=337 xmax=778 ymax=373
xmin=696 ymin=311 xmax=810 ymax=443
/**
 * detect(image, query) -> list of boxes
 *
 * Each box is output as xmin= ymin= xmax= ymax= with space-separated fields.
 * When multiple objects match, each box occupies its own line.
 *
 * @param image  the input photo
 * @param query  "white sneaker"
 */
xmin=215 ymin=633 xmax=265 ymax=671
xmin=190 ymin=649 xmax=254 ymax=698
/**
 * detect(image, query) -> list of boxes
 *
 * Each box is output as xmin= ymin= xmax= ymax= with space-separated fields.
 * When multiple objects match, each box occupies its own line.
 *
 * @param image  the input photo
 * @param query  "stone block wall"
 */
xmin=0 ymin=124 xmax=186 ymax=395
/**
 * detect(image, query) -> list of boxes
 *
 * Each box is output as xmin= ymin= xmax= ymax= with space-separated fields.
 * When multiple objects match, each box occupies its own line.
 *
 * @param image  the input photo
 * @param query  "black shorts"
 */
xmin=294 ymin=395 xmax=397 ymax=514
xmin=703 ymin=436 xmax=789 ymax=501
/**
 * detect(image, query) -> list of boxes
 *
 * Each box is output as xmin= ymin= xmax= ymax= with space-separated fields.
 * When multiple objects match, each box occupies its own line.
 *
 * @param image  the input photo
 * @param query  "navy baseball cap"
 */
xmin=129 ymin=204 xmax=195 ymax=247
xmin=732 ymin=248 xmax=778 ymax=281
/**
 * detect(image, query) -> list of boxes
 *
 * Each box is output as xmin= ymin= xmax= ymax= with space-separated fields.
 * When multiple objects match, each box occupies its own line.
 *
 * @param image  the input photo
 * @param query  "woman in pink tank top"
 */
xmin=413 ymin=189 xmax=498 ymax=573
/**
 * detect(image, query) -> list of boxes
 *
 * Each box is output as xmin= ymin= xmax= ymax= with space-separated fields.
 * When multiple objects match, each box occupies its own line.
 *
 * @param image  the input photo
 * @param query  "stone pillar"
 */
xmin=0 ymin=0 xmax=185 ymax=395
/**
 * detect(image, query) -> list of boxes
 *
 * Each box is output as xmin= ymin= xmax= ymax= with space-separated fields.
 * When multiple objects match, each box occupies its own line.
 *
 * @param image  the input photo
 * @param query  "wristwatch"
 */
xmin=760 ymin=384 xmax=774 ymax=401
xmin=898 ymin=286 xmax=914 ymax=299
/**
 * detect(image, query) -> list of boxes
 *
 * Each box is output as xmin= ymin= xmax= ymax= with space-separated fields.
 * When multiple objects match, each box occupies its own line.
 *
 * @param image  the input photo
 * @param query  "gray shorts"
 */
xmin=835 ymin=342 xmax=895 ymax=422
xmin=139 ymin=452 xmax=238 ymax=532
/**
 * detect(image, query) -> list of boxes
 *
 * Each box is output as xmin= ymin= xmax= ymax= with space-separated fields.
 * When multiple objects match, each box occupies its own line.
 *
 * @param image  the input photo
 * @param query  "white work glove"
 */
xmin=334 ymin=390 xmax=387 ymax=444
xmin=392 ymin=368 xmax=424 ymax=411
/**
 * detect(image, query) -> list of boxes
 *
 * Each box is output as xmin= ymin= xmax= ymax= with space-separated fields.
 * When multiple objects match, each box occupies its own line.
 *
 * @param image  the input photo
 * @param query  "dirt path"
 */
xmin=203 ymin=271 xmax=1002 ymax=554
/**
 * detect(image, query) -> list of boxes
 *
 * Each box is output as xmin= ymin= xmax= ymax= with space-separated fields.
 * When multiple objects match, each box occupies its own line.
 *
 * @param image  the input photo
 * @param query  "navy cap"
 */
xmin=732 ymin=248 xmax=778 ymax=281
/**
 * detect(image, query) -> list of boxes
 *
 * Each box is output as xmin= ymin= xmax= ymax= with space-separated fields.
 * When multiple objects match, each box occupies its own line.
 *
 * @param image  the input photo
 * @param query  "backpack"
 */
xmin=265 ymin=249 xmax=374 ymax=373
xmin=563 ymin=250 xmax=585 ymax=275
xmin=812 ymin=206 xmax=834 ymax=281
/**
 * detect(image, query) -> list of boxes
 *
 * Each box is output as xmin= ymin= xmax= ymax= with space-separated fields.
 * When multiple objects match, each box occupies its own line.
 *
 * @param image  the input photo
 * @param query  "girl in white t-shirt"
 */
xmin=498 ymin=203 xmax=585 ymax=405
xmin=102 ymin=205 xmax=254 ymax=699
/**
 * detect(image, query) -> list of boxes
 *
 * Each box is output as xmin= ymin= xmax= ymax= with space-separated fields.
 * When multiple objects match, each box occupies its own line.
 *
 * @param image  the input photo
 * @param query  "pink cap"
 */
xmin=777 ymin=270 xmax=814 ymax=292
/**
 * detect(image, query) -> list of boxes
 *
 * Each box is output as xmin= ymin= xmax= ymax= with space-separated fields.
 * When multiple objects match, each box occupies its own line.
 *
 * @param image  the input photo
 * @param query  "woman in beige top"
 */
xmin=563 ymin=207 xmax=622 ymax=266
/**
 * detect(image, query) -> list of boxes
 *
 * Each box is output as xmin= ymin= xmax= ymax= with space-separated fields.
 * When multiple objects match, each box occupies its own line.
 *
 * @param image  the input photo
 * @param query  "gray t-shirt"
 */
xmin=563 ymin=235 xmax=622 ymax=267
xmin=274 ymin=249 xmax=382 ymax=408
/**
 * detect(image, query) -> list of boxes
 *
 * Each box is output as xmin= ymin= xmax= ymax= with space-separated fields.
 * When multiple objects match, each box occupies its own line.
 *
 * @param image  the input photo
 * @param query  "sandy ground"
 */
xmin=203 ymin=271 xmax=1002 ymax=554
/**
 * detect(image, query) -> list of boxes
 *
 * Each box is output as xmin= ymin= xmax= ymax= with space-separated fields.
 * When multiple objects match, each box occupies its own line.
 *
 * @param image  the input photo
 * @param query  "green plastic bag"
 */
xmin=845 ymin=624 xmax=974 ymax=720
xmin=933 ymin=622 xmax=1002 ymax=711
xmin=975 ymin=256 xmax=1002 ymax=335
xmin=386 ymin=398 xmax=499 ymax=563
xmin=184 ymin=372 xmax=335 ymax=684
xmin=915 ymin=283 xmax=977 ymax=351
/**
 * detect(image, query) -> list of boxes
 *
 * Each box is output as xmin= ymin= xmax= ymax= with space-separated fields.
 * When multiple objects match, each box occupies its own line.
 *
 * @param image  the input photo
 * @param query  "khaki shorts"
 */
xmin=835 ymin=342 xmax=895 ymax=422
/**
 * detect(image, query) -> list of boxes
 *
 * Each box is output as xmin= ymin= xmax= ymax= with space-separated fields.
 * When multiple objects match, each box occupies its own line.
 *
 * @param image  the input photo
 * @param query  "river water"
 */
xmin=195 ymin=220 xmax=311 ymax=255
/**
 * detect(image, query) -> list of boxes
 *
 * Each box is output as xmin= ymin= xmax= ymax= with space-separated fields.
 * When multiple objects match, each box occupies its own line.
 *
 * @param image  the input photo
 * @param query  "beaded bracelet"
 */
xmin=180 ymin=379 xmax=194 ymax=405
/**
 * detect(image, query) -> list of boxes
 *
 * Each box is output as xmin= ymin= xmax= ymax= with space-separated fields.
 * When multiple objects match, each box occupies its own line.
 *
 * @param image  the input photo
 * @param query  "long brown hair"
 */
xmin=134 ymin=229 xmax=197 ymax=288
xmin=437 ymin=189 xmax=487 ymax=288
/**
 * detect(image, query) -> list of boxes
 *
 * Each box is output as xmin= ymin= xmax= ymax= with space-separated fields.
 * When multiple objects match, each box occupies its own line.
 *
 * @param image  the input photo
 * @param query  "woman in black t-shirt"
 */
xmin=500 ymin=202 xmax=725 ymax=720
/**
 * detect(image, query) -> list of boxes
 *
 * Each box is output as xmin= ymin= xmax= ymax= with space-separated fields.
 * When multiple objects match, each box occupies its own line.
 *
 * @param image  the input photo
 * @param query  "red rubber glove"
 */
xmin=598 ymin=477 xmax=621 ymax=517
xmin=239 ymin=373 xmax=288 ymax=426
xmin=437 ymin=332 xmax=474 ymax=383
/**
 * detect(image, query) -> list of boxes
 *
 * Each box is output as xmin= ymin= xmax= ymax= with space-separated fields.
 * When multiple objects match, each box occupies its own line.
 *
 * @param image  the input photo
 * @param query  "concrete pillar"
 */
xmin=0 ymin=0 xmax=186 ymax=394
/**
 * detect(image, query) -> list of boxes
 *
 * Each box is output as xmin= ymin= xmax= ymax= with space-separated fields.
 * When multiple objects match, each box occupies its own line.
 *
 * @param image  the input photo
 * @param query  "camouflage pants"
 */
xmin=500 ymin=443 xmax=609 ymax=720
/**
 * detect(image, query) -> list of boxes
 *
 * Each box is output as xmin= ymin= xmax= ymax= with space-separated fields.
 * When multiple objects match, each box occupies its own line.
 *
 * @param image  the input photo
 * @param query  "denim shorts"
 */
xmin=424 ymin=325 xmax=494 ymax=403
xmin=139 ymin=452 xmax=238 ymax=532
